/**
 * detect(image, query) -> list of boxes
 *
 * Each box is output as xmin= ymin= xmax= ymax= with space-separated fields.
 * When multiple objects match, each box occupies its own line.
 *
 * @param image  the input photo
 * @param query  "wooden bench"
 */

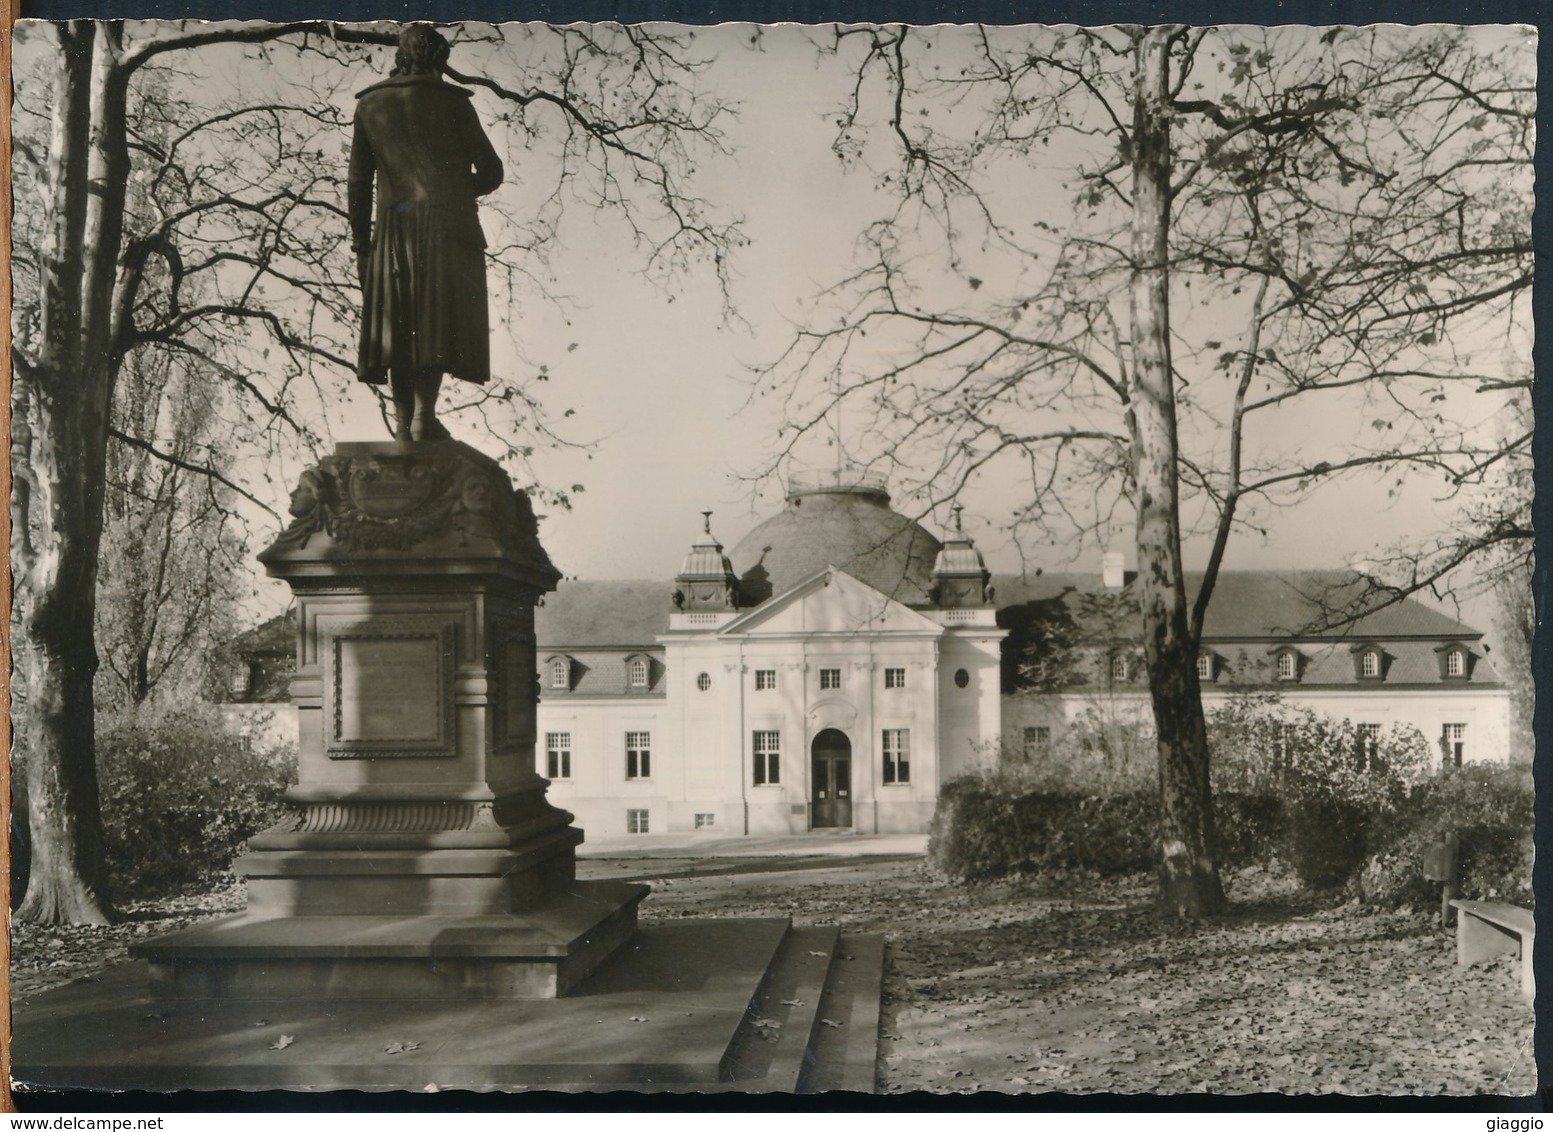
xmin=1450 ymin=899 xmax=1534 ymax=1000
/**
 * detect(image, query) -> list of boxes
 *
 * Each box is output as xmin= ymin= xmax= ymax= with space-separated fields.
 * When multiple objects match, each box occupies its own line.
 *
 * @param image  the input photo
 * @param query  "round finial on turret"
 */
xmin=951 ymin=502 xmax=965 ymax=533
xmin=702 ymin=509 xmax=714 ymax=535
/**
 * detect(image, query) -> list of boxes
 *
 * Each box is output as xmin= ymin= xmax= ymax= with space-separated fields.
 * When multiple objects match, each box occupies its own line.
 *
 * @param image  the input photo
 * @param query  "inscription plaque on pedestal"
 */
xmin=325 ymin=619 xmax=456 ymax=758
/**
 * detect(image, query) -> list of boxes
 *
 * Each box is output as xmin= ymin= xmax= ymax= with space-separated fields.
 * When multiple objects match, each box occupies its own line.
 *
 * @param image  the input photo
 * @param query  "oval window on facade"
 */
xmin=697 ymin=672 xmax=711 ymax=692
xmin=954 ymin=668 xmax=970 ymax=689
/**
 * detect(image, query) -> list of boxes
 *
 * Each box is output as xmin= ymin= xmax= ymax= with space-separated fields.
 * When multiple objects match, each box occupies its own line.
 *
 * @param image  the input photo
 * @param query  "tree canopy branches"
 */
xmin=759 ymin=24 xmax=1530 ymax=600
xmin=9 ymin=18 xmax=745 ymax=923
xmin=754 ymin=22 xmax=1531 ymax=916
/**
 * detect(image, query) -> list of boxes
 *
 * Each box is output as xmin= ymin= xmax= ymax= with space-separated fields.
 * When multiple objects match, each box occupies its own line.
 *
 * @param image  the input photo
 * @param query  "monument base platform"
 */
xmin=12 ymin=919 xmax=884 ymax=1094
xmin=129 ymin=880 xmax=646 ymax=1002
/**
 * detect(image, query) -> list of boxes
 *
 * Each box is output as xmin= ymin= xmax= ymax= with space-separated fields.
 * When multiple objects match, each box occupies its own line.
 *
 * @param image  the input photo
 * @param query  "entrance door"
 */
xmin=811 ymin=729 xmax=853 ymax=828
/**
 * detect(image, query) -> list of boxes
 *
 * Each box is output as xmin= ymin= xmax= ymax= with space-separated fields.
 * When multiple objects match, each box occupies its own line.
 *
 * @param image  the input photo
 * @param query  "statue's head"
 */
xmin=391 ymin=24 xmax=451 ymax=77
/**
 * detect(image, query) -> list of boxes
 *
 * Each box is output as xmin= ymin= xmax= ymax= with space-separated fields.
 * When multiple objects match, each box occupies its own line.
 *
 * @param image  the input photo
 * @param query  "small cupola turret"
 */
xmin=672 ymin=510 xmax=740 ymax=612
xmin=931 ymin=504 xmax=992 ymax=609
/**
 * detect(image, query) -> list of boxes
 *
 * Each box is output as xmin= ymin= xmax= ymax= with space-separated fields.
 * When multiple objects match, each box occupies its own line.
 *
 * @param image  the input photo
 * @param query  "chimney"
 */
xmin=1102 ymin=551 xmax=1126 ymax=591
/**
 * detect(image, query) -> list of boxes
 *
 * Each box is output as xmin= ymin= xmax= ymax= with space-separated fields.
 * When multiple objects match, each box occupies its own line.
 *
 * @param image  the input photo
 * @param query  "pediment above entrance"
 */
xmin=720 ymin=567 xmax=943 ymax=637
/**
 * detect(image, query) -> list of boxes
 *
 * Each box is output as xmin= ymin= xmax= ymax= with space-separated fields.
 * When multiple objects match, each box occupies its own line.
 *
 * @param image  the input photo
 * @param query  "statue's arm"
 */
xmin=465 ymin=102 xmax=503 ymax=198
xmin=347 ymin=113 xmax=376 ymax=254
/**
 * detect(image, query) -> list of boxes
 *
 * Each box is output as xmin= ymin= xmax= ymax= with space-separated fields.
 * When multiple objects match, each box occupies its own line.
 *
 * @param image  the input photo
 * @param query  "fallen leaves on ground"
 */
xmin=9 ymin=855 xmax=1532 ymax=1096
xmin=10 ymin=877 xmax=247 ymax=999
xmin=598 ymin=854 xmax=1533 ymax=1096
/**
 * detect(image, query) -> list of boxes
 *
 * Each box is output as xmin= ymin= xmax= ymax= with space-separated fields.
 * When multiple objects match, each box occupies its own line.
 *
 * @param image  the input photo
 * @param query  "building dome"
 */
xmin=729 ymin=472 xmax=943 ymax=606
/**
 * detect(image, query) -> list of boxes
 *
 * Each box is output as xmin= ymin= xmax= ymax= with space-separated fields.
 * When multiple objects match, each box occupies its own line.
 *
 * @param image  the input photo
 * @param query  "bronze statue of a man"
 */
xmin=349 ymin=24 xmax=503 ymax=442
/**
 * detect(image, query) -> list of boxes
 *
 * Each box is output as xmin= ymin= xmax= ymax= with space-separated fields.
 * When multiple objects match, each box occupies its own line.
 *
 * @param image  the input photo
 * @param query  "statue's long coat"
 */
xmin=348 ymin=75 xmax=503 ymax=385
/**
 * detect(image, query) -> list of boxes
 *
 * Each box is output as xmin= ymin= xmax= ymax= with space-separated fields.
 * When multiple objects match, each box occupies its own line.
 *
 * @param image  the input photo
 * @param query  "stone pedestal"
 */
xmin=134 ymin=440 xmax=644 ymax=1000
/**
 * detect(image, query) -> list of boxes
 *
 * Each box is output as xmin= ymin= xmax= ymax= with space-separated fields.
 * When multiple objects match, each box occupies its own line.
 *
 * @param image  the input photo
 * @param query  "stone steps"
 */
xmin=11 ymin=919 xmax=885 ymax=1095
xmin=796 ymin=932 xmax=886 ymax=1094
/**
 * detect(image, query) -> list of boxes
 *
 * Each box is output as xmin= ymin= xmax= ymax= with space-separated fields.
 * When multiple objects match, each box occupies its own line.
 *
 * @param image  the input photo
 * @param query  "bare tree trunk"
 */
xmin=12 ymin=21 xmax=128 ymax=924
xmin=1127 ymin=26 xmax=1225 ymax=918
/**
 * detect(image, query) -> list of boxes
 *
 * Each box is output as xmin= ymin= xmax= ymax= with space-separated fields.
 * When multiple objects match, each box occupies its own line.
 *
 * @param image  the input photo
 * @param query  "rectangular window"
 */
xmin=544 ymin=732 xmax=572 ymax=780
xmin=753 ymin=730 xmax=781 ymax=785
xmin=625 ymin=731 xmax=651 ymax=779
xmin=1278 ymin=723 xmax=1300 ymax=773
xmin=884 ymin=667 xmax=906 ymax=689
xmin=627 ymin=808 xmax=649 ymax=834
xmin=755 ymin=669 xmax=777 ymax=691
xmin=1357 ymin=723 xmax=1382 ymax=772
xmin=882 ymin=728 xmax=911 ymax=784
xmin=1443 ymin=723 xmax=1466 ymax=768
xmin=694 ymin=812 xmax=716 ymax=829
xmin=1023 ymin=725 xmax=1051 ymax=758
xmin=820 ymin=667 xmax=841 ymax=690
xmin=1110 ymin=654 xmax=1129 ymax=682
xmin=1197 ymin=654 xmax=1213 ymax=680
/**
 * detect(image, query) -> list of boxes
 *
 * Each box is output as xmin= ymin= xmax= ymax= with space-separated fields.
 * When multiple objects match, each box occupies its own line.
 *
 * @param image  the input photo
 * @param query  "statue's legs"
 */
xmin=389 ymin=371 xmax=417 ymax=441
xmin=413 ymin=371 xmax=449 ymax=441
xmin=390 ymin=369 xmax=450 ymax=442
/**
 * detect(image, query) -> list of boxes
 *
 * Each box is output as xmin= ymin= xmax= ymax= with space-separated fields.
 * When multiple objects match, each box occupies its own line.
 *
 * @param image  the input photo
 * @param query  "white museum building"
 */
xmin=530 ymin=472 xmax=1512 ymax=837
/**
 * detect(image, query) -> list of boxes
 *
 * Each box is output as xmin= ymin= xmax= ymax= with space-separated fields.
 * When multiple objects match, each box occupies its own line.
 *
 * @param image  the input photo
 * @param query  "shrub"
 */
xmin=97 ymin=704 xmax=297 ymax=898
xmin=928 ymin=776 xmax=1022 ymax=880
xmin=929 ymin=773 xmax=1283 ymax=882
xmin=1208 ymin=695 xmax=1433 ymax=889
xmin=1011 ymin=790 xmax=1159 ymax=875
xmin=1283 ymin=794 xmax=1371 ymax=889
xmin=1214 ymin=792 xmax=1283 ymax=869
xmin=929 ymin=779 xmax=1160 ymax=880
xmin=1359 ymin=764 xmax=1532 ymax=907
xmin=941 ymin=696 xmax=1518 ymax=899
xmin=997 ymin=706 xmax=1156 ymax=796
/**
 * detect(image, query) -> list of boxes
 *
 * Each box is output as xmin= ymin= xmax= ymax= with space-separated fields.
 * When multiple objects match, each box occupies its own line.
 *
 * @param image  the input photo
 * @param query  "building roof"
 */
xmin=535 ymin=580 xmax=672 ymax=648
xmin=990 ymin=570 xmax=1483 ymax=640
xmin=728 ymin=479 xmax=942 ymax=607
xmin=536 ymin=569 xmax=1485 ymax=650
xmin=232 ymin=609 xmax=296 ymax=656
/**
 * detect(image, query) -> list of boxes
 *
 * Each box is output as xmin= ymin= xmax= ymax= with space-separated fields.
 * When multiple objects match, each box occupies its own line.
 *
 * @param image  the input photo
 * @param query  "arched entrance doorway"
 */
xmin=810 ymin=728 xmax=852 ymax=829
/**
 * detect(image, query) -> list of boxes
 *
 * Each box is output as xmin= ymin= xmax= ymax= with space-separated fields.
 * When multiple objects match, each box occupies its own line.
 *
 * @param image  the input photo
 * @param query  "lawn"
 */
xmin=8 ymin=855 xmax=1534 ymax=1096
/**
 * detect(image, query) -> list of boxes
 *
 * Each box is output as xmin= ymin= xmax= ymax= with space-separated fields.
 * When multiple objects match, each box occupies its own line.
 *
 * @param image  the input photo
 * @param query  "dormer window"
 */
xmin=1273 ymin=649 xmax=1300 ymax=682
xmin=1435 ymin=644 xmax=1473 ymax=681
xmin=1197 ymin=654 xmax=1214 ymax=682
xmin=1110 ymin=654 xmax=1131 ymax=683
xmin=628 ymin=657 xmax=648 ymax=688
xmin=549 ymin=657 xmax=571 ymax=690
xmin=1351 ymin=644 xmax=1386 ymax=682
